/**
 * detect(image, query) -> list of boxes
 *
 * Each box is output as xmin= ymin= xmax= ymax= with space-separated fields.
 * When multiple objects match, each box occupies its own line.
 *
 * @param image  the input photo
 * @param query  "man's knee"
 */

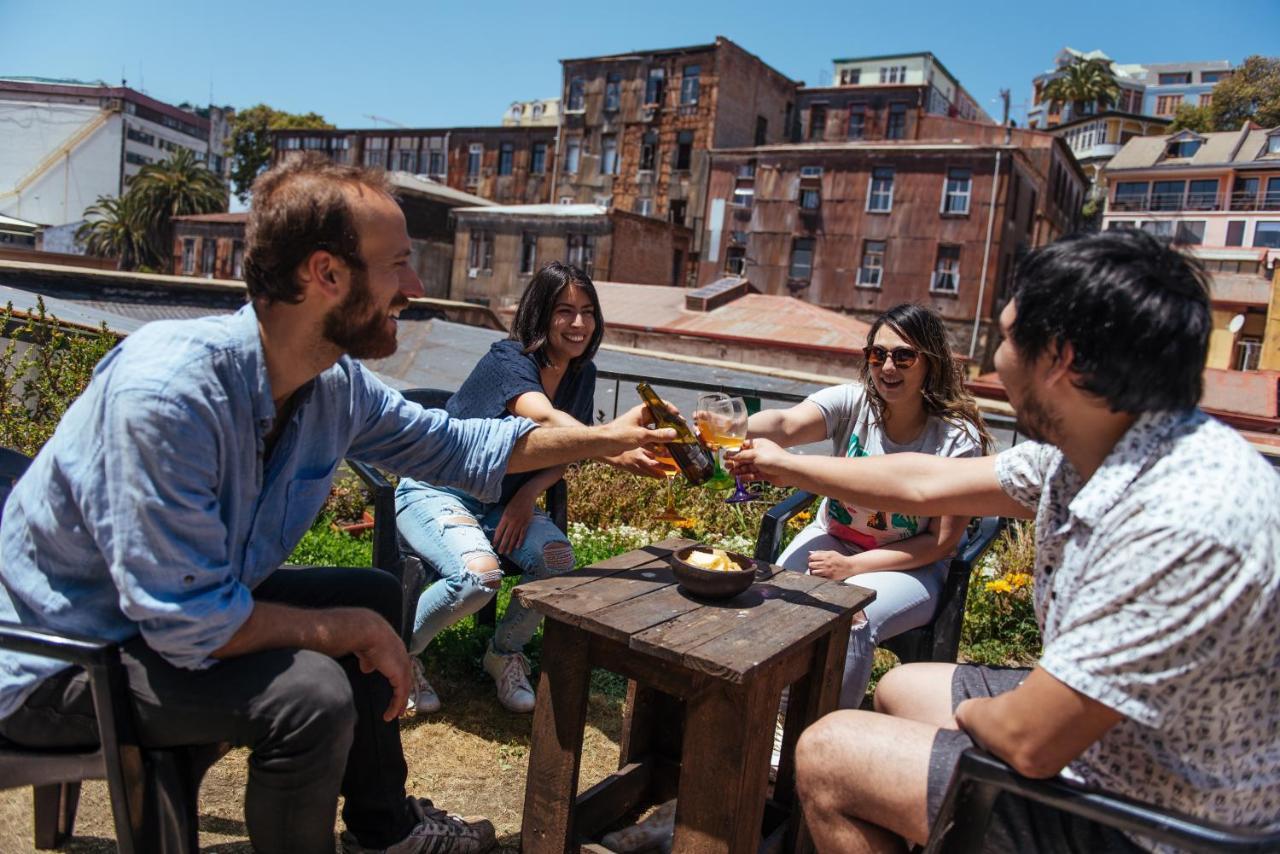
xmin=261 ymin=652 xmax=357 ymax=753
xmin=796 ymin=714 xmax=846 ymax=811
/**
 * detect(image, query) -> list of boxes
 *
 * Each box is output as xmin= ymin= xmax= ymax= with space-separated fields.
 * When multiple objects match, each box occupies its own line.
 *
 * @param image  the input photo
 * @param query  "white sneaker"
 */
xmin=482 ymin=645 xmax=536 ymax=713
xmin=339 ymin=797 xmax=496 ymax=854
xmin=405 ymin=657 xmax=441 ymax=716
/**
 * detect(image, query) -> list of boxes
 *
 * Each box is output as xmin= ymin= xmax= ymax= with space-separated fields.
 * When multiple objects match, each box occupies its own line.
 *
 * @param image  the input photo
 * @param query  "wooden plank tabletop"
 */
xmin=516 ymin=538 xmax=873 ymax=684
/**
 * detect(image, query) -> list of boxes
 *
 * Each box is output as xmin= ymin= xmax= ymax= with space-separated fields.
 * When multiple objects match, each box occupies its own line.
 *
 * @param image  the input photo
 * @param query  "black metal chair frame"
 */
xmin=925 ymin=747 xmax=1280 ymax=854
xmin=0 ymin=447 xmax=225 ymax=852
xmin=754 ymin=490 xmax=1004 ymax=665
xmin=347 ymin=388 xmax=568 ymax=644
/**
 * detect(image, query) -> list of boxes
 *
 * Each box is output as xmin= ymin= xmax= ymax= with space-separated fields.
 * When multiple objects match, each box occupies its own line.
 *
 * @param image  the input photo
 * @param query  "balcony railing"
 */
xmin=1112 ymin=192 xmax=1225 ymax=212
xmin=1229 ymin=192 xmax=1280 ymax=212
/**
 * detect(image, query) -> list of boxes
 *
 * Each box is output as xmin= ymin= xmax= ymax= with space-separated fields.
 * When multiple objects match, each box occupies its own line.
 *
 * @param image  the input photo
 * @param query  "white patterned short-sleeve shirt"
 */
xmin=995 ymin=409 xmax=1280 ymax=847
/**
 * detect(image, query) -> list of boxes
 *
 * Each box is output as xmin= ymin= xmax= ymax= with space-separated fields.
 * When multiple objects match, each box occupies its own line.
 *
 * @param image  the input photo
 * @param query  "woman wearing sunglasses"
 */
xmin=747 ymin=303 xmax=993 ymax=710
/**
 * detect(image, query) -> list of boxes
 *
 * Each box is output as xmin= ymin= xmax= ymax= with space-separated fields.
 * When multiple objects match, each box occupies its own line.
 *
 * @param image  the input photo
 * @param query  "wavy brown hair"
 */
xmin=859 ymin=303 xmax=994 ymax=453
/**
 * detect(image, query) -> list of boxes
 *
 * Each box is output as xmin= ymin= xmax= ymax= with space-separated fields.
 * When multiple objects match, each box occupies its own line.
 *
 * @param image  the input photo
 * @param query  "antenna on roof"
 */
xmin=365 ymin=114 xmax=407 ymax=129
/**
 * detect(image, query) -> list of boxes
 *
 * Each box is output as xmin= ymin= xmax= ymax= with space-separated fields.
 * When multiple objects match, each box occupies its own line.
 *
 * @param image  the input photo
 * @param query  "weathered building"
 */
xmin=172 ymin=174 xmax=492 ymax=299
xmin=272 ymin=125 xmax=557 ymax=206
xmin=554 ymin=37 xmax=799 ymax=283
xmin=797 ymin=52 xmax=991 ymax=147
xmin=450 ymin=204 xmax=691 ymax=307
xmin=699 ymin=117 xmax=1086 ymax=366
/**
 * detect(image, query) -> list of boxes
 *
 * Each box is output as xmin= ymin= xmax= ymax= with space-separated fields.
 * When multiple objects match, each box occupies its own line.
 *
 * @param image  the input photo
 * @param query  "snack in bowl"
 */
xmin=670 ymin=544 xmax=757 ymax=599
xmin=683 ymin=547 xmax=739 ymax=572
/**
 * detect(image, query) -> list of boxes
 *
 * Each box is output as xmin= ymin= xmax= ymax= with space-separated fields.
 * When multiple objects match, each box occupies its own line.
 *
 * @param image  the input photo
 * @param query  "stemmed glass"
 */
xmin=698 ymin=396 xmax=759 ymax=504
xmin=694 ymin=392 xmax=737 ymax=492
xmin=651 ymin=446 xmax=692 ymax=525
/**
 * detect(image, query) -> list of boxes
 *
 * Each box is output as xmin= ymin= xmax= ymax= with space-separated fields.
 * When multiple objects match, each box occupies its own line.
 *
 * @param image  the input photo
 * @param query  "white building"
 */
xmin=829 ymin=52 xmax=989 ymax=122
xmin=502 ymin=98 xmax=560 ymax=128
xmin=0 ymin=78 xmax=227 ymax=231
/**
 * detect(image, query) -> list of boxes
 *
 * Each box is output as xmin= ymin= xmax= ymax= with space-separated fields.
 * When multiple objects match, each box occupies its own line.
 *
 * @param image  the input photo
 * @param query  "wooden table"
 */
xmin=517 ymin=538 xmax=875 ymax=854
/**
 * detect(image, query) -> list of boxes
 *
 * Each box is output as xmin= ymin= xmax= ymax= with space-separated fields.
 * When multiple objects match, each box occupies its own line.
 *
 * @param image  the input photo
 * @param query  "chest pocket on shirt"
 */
xmin=279 ymin=472 xmax=336 ymax=552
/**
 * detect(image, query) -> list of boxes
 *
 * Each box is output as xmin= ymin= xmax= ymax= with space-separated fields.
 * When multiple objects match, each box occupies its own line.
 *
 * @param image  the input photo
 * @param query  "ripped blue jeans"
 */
xmin=394 ymin=480 xmax=575 ymax=657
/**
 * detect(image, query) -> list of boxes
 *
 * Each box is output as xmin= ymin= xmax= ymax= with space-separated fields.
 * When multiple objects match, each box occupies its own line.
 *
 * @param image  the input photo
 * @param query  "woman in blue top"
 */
xmin=396 ymin=262 xmax=661 ymax=714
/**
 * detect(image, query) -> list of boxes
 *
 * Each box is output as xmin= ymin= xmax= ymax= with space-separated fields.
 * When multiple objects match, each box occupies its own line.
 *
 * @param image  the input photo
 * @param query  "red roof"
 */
xmin=171 ymin=212 xmax=248 ymax=224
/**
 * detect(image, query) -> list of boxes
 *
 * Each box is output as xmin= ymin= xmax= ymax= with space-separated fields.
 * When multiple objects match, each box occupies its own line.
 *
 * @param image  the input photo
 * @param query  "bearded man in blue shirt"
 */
xmin=0 ymin=154 xmax=672 ymax=854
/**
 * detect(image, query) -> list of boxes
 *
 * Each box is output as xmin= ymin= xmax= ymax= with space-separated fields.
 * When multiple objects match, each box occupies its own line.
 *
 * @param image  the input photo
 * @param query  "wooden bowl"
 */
xmin=669 ymin=544 xmax=757 ymax=599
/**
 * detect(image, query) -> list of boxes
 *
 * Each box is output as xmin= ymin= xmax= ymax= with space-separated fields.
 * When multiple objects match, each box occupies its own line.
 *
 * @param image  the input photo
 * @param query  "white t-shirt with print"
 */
xmin=995 ymin=409 xmax=1280 ymax=849
xmin=806 ymin=383 xmax=982 ymax=551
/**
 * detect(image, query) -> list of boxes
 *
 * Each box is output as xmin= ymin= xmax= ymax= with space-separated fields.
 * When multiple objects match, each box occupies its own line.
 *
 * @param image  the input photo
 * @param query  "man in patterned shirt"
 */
xmin=731 ymin=229 xmax=1280 ymax=852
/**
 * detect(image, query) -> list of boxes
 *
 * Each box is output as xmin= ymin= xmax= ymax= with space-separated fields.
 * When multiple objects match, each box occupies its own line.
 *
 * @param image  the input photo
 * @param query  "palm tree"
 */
xmin=76 ymin=193 xmax=152 ymax=271
xmin=129 ymin=147 xmax=228 ymax=269
xmin=1042 ymin=57 xmax=1121 ymax=120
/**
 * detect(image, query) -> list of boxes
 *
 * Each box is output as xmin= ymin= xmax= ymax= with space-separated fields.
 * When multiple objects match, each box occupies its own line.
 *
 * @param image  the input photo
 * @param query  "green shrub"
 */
xmin=287 ymin=516 xmax=374 ymax=567
xmin=960 ymin=520 xmax=1041 ymax=665
xmin=324 ymin=472 xmax=373 ymax=524
xmin=0 ymin=299 xmax=119 ymax=456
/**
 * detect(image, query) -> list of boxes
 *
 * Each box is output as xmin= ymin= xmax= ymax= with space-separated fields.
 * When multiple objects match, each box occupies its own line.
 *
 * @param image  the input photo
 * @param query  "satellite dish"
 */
xmin=1228 ymin=314 xmax=1246 ymax=334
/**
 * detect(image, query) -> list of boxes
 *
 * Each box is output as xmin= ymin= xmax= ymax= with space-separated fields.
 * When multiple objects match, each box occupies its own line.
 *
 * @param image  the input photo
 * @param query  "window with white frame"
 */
xmin=1253 ymin=222 xmax=1280 ymax=248
xmin=1236 ymin=337 xmax=1263 ymax=371
xmin=931 ymin=245 xmax=960 ymax=292
xmin=532 ymin=103 xmax=543 ymax=121
xmin=879 ymin=65 xmax=907 ymax=84
xmin=725 ymin=245 xmax=746 ymax=276
xmin=230 ymin=241 xmax=245 ymax=279
xmin=567 ymin=233 xmax=594 ymax=274
xmin=732 ymin=160 xmax=756 ymax=206
xmin=639 ymin=131 xmax=658 ymax=172
xmin=634 ymin=198 xmax=654 ymax=217
xmin=601 ymin=135 xmax=618 ymax=175
xmin=604 ymin=73 xmax=622 ymax=111
xmin=498 ymin=142 xmax=514 ymax=176
xmin=520 ymin=232 xmax=537 ymax=274
xmin=564 ymin=138 xmax=581 ymax=174
xmin=567 ymin=77 xmax=586 ymax=111
xmin=858 ymin=240 xmax=885 ymax=287
xmin=201 ymin=239 xmax=217 ymax=277
xmin=680 ymin=65 xmax=700 ymax=105
xmin=789 ymin=238 xmax=815 ymax=280
xmin=467 ymin=143 xmax=483 ymax=178
xmin=469 ymin=230 xmax=493 ymax=271
xmin=847 ymin=105 xmax=866 ymax=139
xmin=530 ymin=142 xmax=547 ymax=175
xmin=1269 ymin=134 xmax=1280 ymax=155
xmin=867 ymin=167 xmax=894 ymax=212
xmin=181 ymin=238 xmax=196 ymax=274
xmin=942 ymin=167 xmax=972 ymax=214
xmin=645 ymin=68 xmax=665 ymax=105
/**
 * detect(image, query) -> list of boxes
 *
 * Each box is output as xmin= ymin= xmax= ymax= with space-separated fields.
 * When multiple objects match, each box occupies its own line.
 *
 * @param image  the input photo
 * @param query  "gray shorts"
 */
xmin=925 ymin=665 xmax=1142 ymax=854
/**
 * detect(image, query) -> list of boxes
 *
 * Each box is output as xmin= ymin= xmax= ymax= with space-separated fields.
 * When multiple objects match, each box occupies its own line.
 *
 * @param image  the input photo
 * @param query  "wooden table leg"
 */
xmin=671 ymin=675 xmax=777 ymax=854
xmin=779 ymin=615 xmax=852 ymax=854
xmin=521 ymin=618 xmax=593 ymax=854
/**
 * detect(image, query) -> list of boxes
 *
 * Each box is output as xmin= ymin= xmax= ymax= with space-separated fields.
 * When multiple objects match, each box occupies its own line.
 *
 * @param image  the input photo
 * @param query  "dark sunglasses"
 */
xmin=863 ymin=345 xmax=920 ymax=368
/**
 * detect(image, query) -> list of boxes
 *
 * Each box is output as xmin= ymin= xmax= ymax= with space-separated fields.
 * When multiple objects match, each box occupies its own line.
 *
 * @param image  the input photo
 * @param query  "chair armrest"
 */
xmin=0 ymin=621 xmax=122 ymax=669
xmin=347 ymin=459 xmax=398 ymax=573
xmin=754 ymin=490 xmax=818 ymax=563
xmin=546 ymin=478 xmax=568 ymax=532
xmin=927 ymin=748 xmax=1280 ymax=854
xmin=956 ymin=516 xmax=1004 ymax=568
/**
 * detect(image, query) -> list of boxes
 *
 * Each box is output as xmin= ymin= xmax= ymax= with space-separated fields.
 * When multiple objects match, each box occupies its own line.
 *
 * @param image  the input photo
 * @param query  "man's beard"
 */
xmin=1014 ymin=384 xmax=1062 ymax=445
xmin=322 ymin=268 xmax=405 ymax=360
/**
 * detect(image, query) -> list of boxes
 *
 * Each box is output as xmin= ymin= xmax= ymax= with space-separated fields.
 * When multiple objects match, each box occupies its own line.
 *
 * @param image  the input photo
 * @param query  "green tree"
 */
xmin=1207 ymin=55 xmax=1280 ymax=131
xmin=1169 ymin=103 xmax=1214 ymax=133
xmin=76 ymin=193 xmax=152 ymax=271
xmin=228 ymin=104 xmax=334 ymax=202
xmin=1042 ymin=57 xmax=1121 ymax=118
xmin=130 ymin=147 xmax=228 ymax=271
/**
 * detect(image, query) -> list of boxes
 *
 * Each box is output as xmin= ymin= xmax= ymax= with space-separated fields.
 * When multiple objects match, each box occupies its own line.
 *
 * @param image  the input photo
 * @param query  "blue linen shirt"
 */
xmin=0 ymin=304 xmax=535 ymax=720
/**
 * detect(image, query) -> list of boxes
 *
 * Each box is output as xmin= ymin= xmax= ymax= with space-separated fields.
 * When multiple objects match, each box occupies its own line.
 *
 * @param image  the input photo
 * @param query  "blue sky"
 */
xmin=3 ymin=0 xmax=1277 ymax=128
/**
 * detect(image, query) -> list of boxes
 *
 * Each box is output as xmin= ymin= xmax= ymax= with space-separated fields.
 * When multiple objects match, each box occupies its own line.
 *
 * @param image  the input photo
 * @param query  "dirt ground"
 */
xmin=0 ymin=671 xmax=626 ymax=853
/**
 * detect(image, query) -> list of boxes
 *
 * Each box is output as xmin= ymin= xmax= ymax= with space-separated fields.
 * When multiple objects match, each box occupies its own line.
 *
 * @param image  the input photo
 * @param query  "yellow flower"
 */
xmin=984 ymin=579 xmax=1013 ymax=594
xmin=794 ymin=511 xmax=812 ymax=522
xmin=1006 ymin=572 xmax=1032 ymax=589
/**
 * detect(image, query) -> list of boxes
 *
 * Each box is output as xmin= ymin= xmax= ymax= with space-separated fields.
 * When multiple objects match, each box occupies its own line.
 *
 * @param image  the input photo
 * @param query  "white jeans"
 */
xmin=777 ymin=521 xmax=948 ymax=708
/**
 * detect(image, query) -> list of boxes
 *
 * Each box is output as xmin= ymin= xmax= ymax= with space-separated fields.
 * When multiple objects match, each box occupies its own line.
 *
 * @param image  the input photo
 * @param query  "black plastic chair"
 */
xmin=925 ymin=747 xmax=1280 ymax=854
xmin=754 ymin=490 xmax=1004 ymax=665
xmin=347 ymin=388 xmax=568 ymax=640
xmin=0 ymin=447 xmax=225 ymax=852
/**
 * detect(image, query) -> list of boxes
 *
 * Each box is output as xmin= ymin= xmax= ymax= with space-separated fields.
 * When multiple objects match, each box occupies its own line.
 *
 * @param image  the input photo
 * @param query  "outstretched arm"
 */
xmin=510 ymin=391 xmax=669 ymax=478
xmin=507 ymin=403 xmax=675 ymax=474
xmin=729 ymin=437 xmax=1032 ymax=520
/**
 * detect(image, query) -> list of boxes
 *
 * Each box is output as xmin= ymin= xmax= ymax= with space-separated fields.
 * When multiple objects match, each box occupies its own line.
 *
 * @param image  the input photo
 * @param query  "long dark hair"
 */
xmin=859 ymin=303 xmax=994 ymax=453
xmin=509 ymin=261 xmax=604 ymax=372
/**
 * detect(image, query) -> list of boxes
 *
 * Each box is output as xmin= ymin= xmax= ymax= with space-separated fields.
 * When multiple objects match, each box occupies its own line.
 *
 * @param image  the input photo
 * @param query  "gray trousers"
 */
xmin=777 ymin=521 xmax=947 ymax=708
xmin=0 ymin=566 xmax=417 ymax=853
